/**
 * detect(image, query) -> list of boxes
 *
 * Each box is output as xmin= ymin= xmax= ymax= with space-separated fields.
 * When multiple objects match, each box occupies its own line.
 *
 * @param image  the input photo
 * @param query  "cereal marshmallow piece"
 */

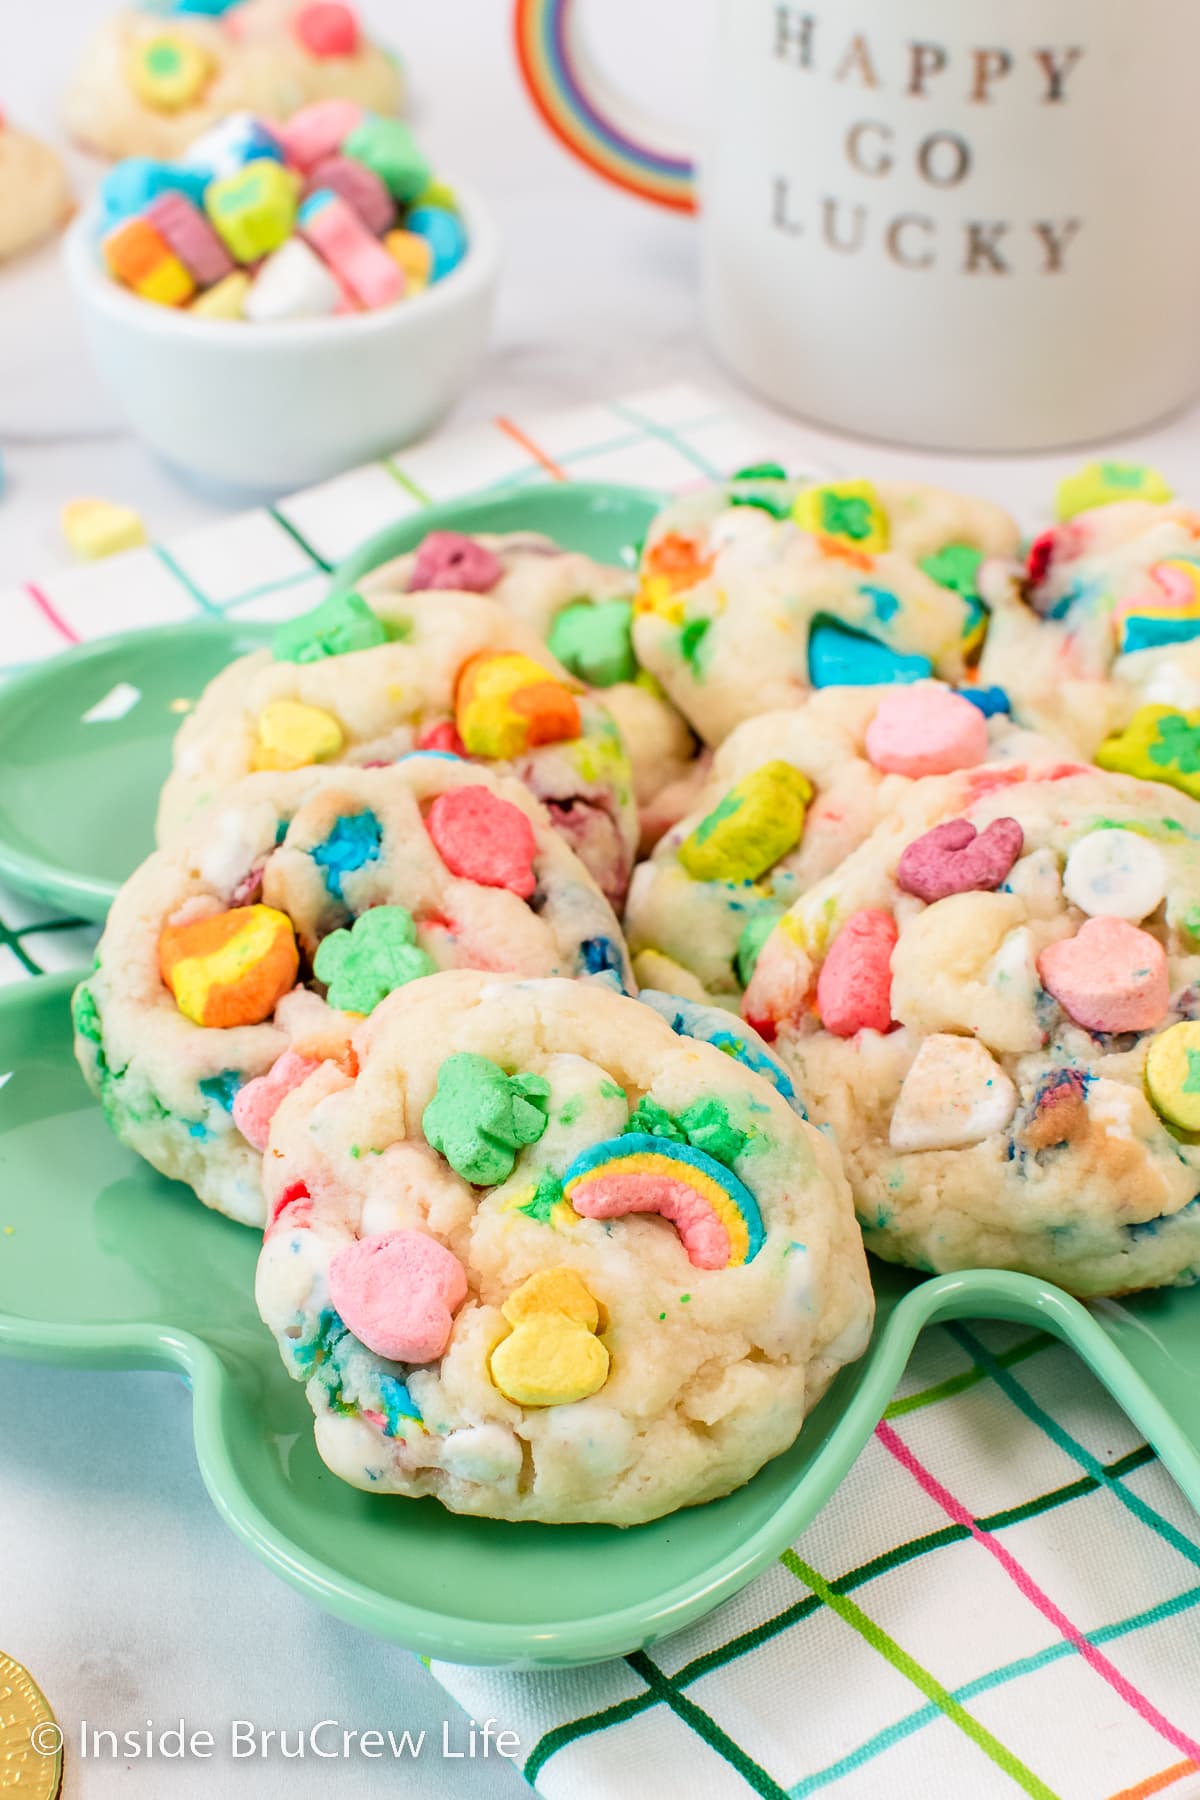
xmin=252 ymin=699 xmax=344 ymax=771
xmin=205 ymin=159 xmax=298 ymax=264
xmin=305 ymin=153 xmax=395 ymax=236
xmin=292 ymin=1 xmax=362 ymax=59
xmin=313 ymin=906 xmax=434 ymax=1013
xmin=792 ymin=479 xmax=888 ymax=553
xmin=61 ymin=498 xmax=146 ymax=561
xmin=100 ymin=157 xmax=209 ymax=225
xmin=409 ymin=531 xmax=502 ymax=593
xmin=1145 ymin=1020 xmax=1200 ymax=1133
xmin=426 ymin=786 xmax=538 ymax=897
xmin=125 ymin=32 xmax=213 ymax=112
xmin=232 ymin=1048 xmax=322 ymax=1150
xmin=423 ymin=1052 xmax=550 ymax=1185
xmin=816 ymin=909 xmax=897 ymax=1037
xmin=889 ymin=1033 xmax=1018 ymax=1151
xmin=1096 ymin=705 xmax=1200 ymax=802
xmin=806 ymin=620 xmax=933 ymax=689
xmin=563 ymin=1133 xmax=765 ymax=1269
xmin=328 ymin=1229 xmax=468 ymax=1364
xmin=1062 ymin=829 xmax=1167 ymax=923
xmin=277 ymin=99 xmax=365 ymax=173
xmin=384 ymin=229 xmax=433 ymax=293
xmin=678 ymin=761 xmax=813 ymax=884
xmin=191 ymin=272 xmax=250 ymax=319
xmin=181 ymin=113 xmax=287 ymax=183
xmin=343 ymin=117 xmax=432 ymax=204
xmin=455 ymin=651 xmax=581 ymax=758
xmin=404 ymin=205 xmax=467 ymax=281
xmin=159 ymin=904 xmax=298 ymax=1028
xmin=897 ymin=816 xmax=1023 ymax=904
xmin=144 ymin=190 xmax=233 ymax=286
xmin=1037 ymin=916 xmax=1169 ymax=1036
xmin=546 ymin=599 xmax=637 ymax=689
xmin=635 ymin=532 xmax=714 ymax=621
xmin=244 ymin=238 xmax=340 ymax=323
xmin=103 ymin=216 xmax=195 ymax=306
xmin=865 ymin=687 xmax=989 ymax=778
xmin=272 ymin=589 xmax=389 ymax=663
xmin=298 ymin=187 xmax=403 ymax=308
xmin=489 ymin=1267 xmax=610 ymax=1408
xmin=1055 ymin=460 xmax=1173 ymax=521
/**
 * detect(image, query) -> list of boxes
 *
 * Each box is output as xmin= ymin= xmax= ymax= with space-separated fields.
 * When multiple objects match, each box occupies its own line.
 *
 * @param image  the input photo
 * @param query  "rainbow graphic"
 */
xmin=513 ymin=0 xmax=697 ymax=213
xmin=562 ymin=1133 xmax=765 ymax=1269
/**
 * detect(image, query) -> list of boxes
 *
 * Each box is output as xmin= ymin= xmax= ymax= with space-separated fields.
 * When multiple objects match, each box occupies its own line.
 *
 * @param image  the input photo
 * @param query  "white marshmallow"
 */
xmin=890 ymin=1033 xmax=1017 ymax=1152
xmin=243 ymin=237 xmax=339 ymax=323
xmin=1063 ymin=828 xmax=1167 ymax=922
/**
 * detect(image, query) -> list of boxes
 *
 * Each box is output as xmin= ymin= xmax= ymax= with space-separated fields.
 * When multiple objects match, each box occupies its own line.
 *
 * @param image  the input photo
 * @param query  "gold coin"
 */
xmin=0 ymin=1652 xmax=63 ymax=1799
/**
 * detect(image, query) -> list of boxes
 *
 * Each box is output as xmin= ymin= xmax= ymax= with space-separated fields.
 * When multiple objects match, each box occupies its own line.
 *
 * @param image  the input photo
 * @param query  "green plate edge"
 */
xmin=0 ymin=482 xmax=663 ymax=925
xmin=2 ymin=974 xmax=1198 ymax=1668
xmin=0 ymin=618 xmax=273 ymax=922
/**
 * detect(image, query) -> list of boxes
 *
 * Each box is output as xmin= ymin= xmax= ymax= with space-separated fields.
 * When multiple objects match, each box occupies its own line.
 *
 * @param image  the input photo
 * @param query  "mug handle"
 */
xmin=513 ymin=0 xmax=697 ymax=213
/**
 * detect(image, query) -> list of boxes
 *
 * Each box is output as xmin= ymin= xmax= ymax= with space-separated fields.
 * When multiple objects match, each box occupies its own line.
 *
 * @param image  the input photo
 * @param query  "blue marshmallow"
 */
xmin=404 ymin=205 xmax=468 ymax=280
xmin=807 ymin=619 xmax=933 ymax=689
xmin=180 ymin=112 xmax=287 ymax=183
xmin=100 ymin=157 xmax=210 ymax=224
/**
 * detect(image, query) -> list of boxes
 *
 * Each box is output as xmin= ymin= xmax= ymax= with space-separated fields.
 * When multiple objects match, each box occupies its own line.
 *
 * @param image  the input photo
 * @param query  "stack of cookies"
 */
xmin=75 ymin=461 xmax=1200 ymax=1524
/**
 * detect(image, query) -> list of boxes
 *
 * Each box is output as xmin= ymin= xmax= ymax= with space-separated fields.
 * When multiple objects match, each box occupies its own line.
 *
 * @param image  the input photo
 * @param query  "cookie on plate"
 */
xmin=158 ymin=587 xmax=639 ymax=907
xmin=254 ymin=970 xmax=873 ymax=1524
xmin=74 ymin=759 xmax=632 ymax=1224
xmin=625 ymin=682 xmax=1068 ymax=1005
xmin=979 ymin=483 xmax=1200 ymax=754
xmin=632 ymin=470 xmax=1019 ymax=746
xmin=0 ymin=115 xmax=72 ymax=261
xmin=358 ymin=528 xmax=699 ymax=825
xmin=64 ymin=0 xmax=403 ymax=162
xmin=743 ymin=760 xmax=1200 ymax=1296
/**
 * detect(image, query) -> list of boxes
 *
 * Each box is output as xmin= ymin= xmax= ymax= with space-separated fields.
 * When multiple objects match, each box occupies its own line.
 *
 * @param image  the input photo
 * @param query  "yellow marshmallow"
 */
xmin=126 ymin=32 xmax=213 ymax=112
xmin=252 ymin=700 xmax=345 ymax=772
xmin=792 ymin=479 xmax=888 ymax=553
xmin=384 ymin=230 xmax=432 ymax=293
xmin=1146 ymin=1021 xmax=1200 ymax=1134
xmin=61 ymin=499 xmax=147 ymax=561
xmin=489 ymin=1267 xmax=609 ymax=1407
xmin=191 ymin=272 xmax=251 ymax=320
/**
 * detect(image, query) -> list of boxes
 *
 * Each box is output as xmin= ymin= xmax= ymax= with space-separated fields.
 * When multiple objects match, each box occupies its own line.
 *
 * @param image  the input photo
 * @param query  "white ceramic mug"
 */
xmin=520 ymin=0 xmax=1200 ymax=451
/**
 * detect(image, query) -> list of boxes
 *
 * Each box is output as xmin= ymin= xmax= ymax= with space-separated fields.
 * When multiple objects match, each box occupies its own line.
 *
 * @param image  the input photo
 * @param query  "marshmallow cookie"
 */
xmin=359 ymin=528 xmax=699 ymax=823
xmin=979 ymin=463 xmax=1200 ymax=754
xmin=625 ymin=683 xmax=1064 ymax=1005
xmin=74 ymin=759 xmax=633 ymax=1224
xmin=254 ymin=971 xmax=873 ymax=1524
xmin=0 ymin=115 xmax=72 ymax=261
xmin=64 ymin=0 xmax=402 ymax=162
xmin=743 ymin=760 xmax=1200 ymax=1296
xmin=632 ymin=469 xmax=1020 ymax=747
xmin=158 ymin=587 xmax=639 ymax=907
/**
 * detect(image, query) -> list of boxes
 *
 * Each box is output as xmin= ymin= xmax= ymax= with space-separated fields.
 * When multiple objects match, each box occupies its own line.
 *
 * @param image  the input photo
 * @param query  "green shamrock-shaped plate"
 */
xmin=2 ymin=974 xmax=1198 ymax=1668
xmin=0 ymin=483 xmax=662 ymax=922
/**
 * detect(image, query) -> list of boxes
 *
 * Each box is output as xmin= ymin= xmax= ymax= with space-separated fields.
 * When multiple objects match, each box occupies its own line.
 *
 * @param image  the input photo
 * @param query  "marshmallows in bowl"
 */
xmin=98 ymin=104 xmax=465 ymax=321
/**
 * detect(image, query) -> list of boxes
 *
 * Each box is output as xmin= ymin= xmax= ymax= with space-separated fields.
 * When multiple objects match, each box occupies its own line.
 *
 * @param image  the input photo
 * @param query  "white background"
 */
xmin=4 ymin=3 xmax=1200 ymax=1795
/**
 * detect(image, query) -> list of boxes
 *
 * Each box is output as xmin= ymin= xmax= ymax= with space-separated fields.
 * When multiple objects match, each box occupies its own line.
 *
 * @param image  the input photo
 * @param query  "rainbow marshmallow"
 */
xmin=562 ymin=1133 xmax=765 ymax=1270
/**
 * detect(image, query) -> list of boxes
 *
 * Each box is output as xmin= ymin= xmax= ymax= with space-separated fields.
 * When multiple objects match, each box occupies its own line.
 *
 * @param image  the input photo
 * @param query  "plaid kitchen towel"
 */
xmin=2 ymin=385 xmax=1200 ymax=1800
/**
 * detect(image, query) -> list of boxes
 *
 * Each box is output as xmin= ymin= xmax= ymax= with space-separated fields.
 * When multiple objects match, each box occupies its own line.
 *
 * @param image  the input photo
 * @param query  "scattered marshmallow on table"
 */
xmin=61 ymin=498 xmax=148 ymax=561
xmin=100 ymin=104 xmax=466 ymax=320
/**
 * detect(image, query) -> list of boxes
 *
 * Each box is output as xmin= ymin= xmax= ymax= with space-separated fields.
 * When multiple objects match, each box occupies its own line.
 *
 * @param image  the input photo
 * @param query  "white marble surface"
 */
xmin=5 ymin=5 xmax=1200 ymax=1796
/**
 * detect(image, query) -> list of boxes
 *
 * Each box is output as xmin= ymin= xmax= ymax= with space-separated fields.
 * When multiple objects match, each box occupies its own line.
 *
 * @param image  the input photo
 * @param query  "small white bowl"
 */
xmin=64 ymin=182 xmax=500 ymax=496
